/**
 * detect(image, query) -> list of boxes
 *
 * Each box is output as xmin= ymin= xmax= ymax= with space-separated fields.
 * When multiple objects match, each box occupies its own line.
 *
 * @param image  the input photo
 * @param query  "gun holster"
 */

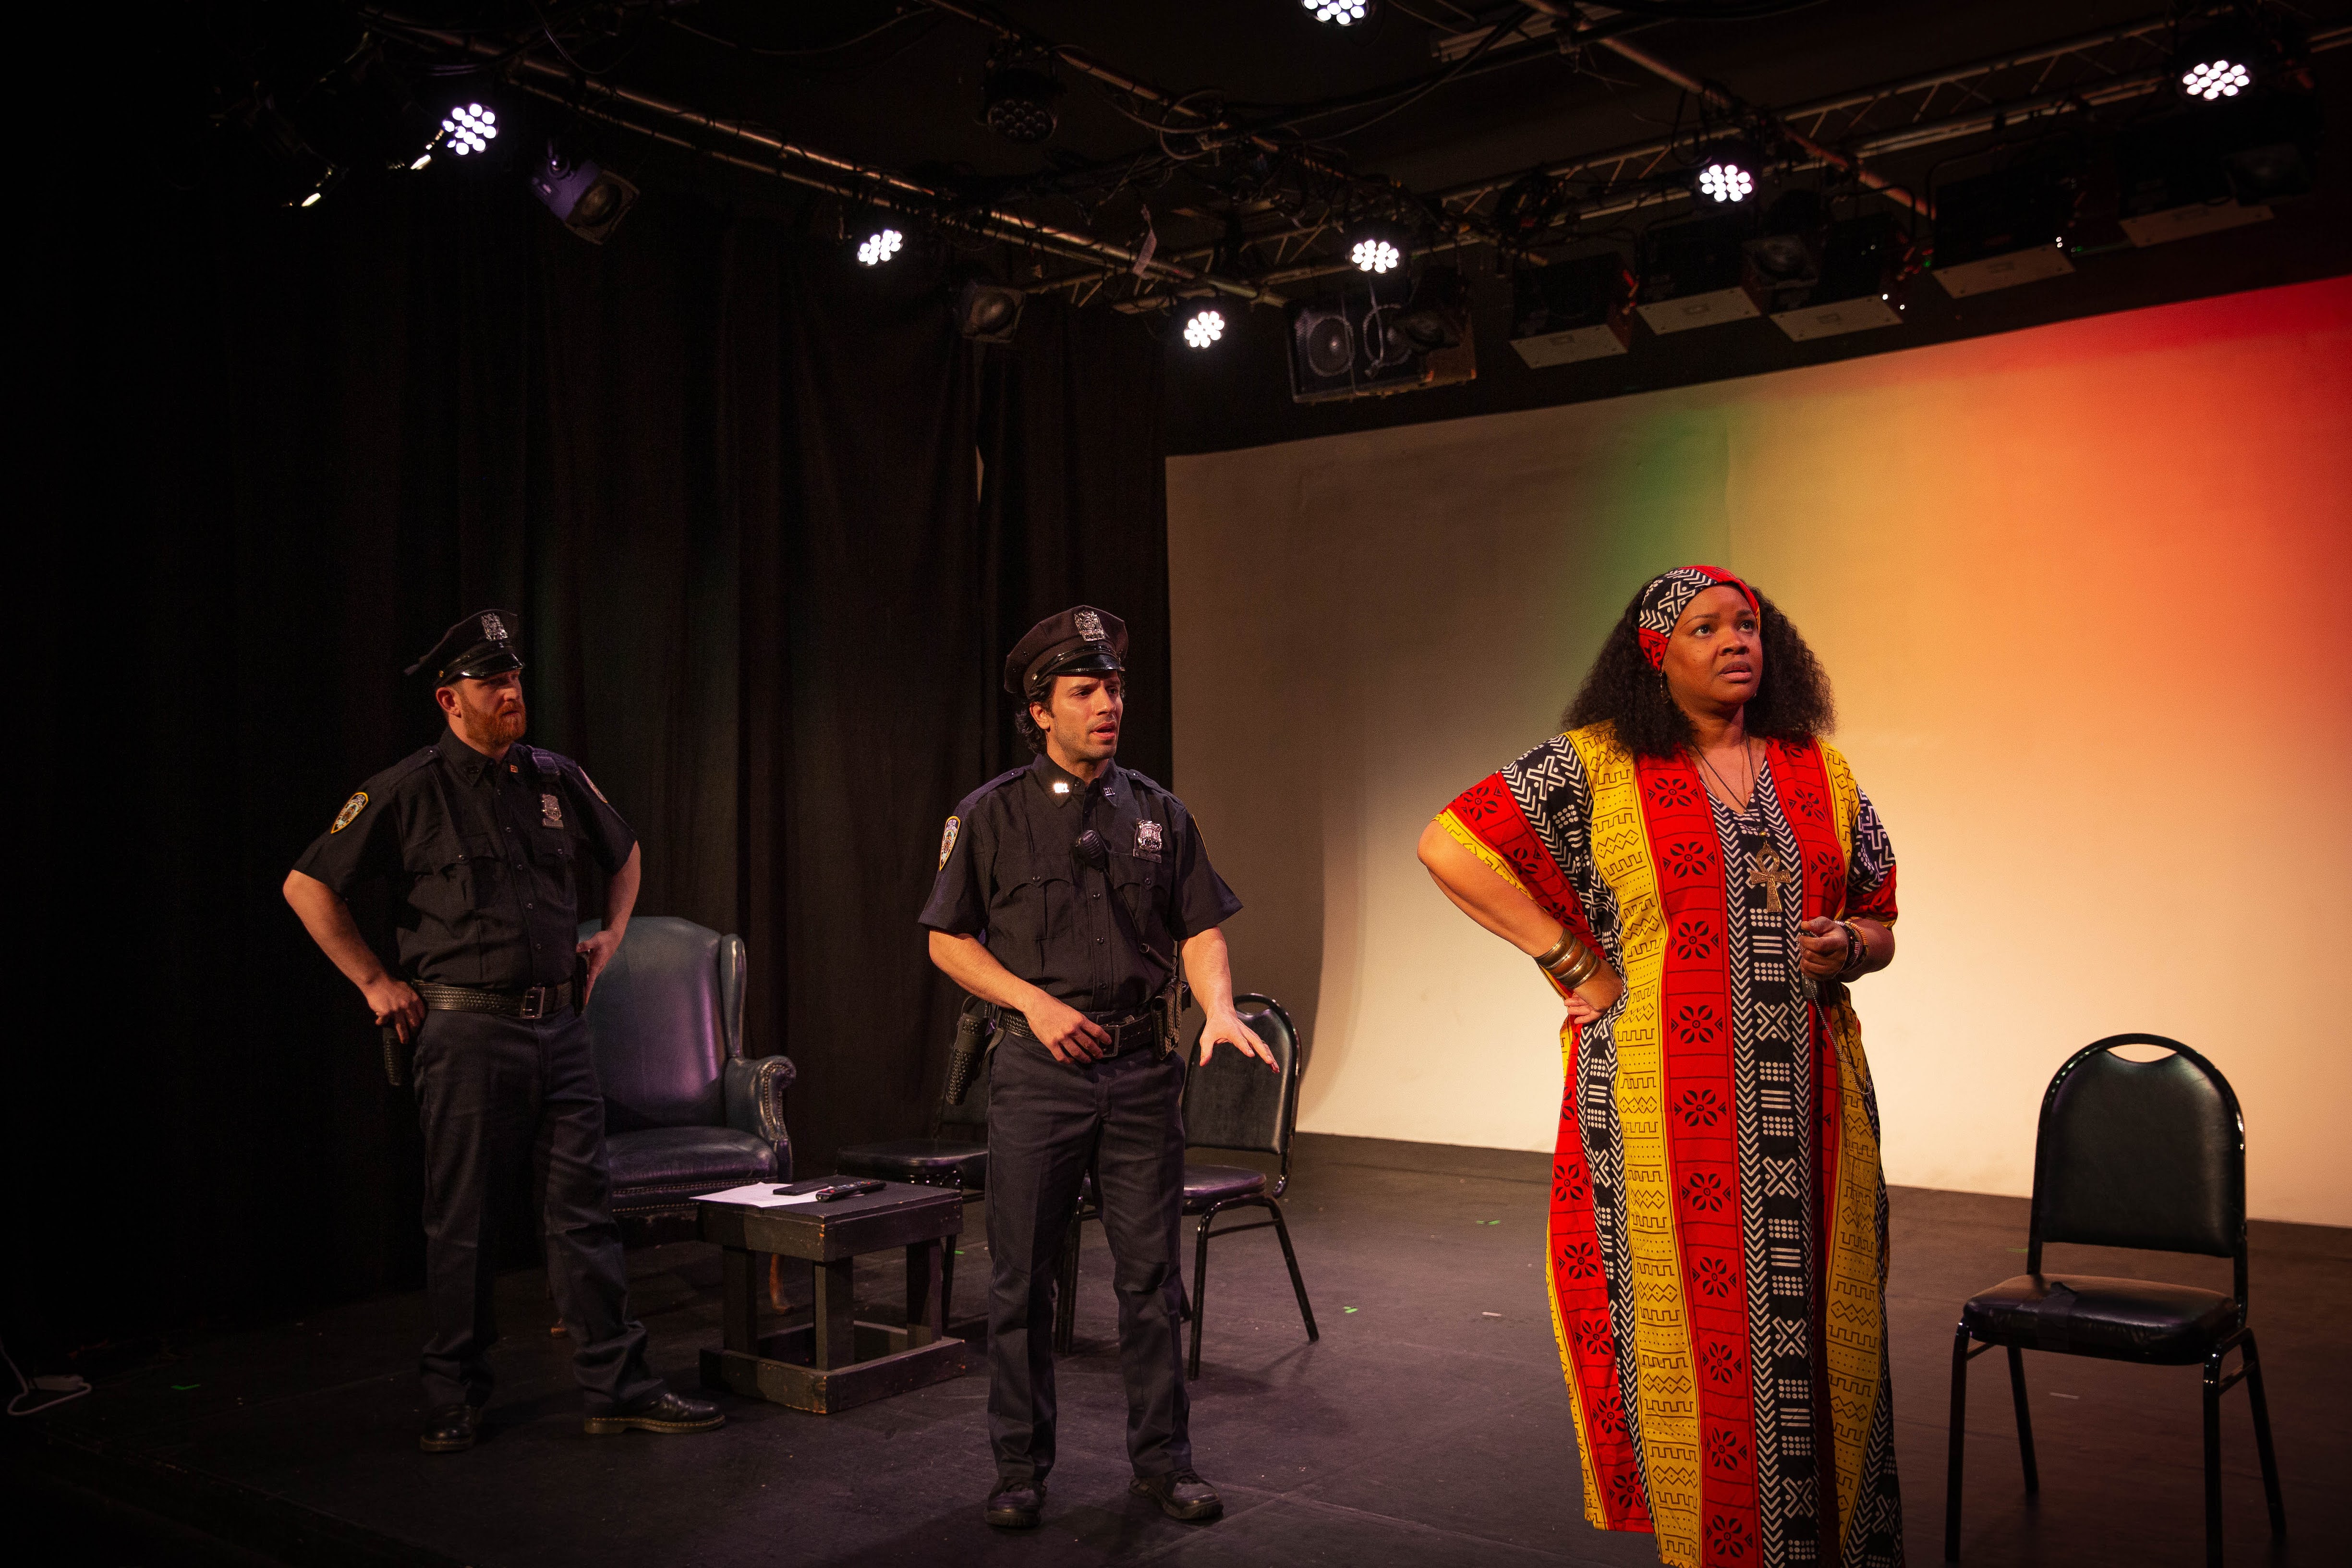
xmin=381 ymin=1022 xmax=414 ymax=1089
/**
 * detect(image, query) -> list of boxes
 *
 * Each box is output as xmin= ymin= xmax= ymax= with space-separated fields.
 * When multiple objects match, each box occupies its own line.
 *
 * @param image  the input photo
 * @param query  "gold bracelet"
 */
xmin=1532 ymin=928 xmax=1581 ymax=972
xmin=1538 ymin=934 xmax=1601 ymax=988
xmin=1552 ymin=947 xmax=1602 ymax=988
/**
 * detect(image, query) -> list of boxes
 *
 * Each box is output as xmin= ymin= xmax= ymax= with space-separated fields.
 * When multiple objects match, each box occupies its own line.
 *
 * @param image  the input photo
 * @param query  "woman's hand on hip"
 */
xmin=1562 ymin=970 xmax=1623 ymax=1027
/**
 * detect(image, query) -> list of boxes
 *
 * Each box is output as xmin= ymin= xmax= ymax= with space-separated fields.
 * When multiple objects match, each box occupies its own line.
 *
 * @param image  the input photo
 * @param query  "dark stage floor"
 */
xmin=11 ymin=1134 xmax=2346 ymax=1568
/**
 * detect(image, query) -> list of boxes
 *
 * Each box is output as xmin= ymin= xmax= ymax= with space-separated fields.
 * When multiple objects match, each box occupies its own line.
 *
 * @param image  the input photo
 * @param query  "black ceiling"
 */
xmin=201 ymin=2 xmax=2352 ymax=450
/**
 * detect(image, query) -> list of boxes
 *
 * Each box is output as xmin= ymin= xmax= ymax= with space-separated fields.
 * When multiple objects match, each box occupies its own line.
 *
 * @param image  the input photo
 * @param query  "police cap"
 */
xmin=1004 ymin=605 xmax=1127 ymax=700
xmin=404 ymin=608 xmax=525 ymax=685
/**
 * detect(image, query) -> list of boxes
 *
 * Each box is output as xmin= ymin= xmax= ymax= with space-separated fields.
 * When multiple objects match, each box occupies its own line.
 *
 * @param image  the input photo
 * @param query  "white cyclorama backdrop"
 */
xmin=1166 ymin=278 xmax=2352 ymax=1228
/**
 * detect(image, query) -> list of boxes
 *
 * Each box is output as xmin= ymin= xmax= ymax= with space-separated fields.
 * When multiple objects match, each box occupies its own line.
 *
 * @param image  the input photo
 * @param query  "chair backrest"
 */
xmin=578 ymin=916 xmax=747 ymax=1133
xmin=1182 ymin=994 xmax=1303 ymax=1170
xmin=2028 ymin=1034 xmax=2245 ymax=1285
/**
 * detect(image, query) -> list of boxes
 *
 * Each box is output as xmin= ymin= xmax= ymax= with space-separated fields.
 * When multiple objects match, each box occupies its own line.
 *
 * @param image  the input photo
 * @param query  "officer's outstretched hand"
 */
xmin=1026 ymin=995 xmax=1114 ymax=1064
xmin=577 ymin=927 xmax=625 ymax=1002
xmin=1199 ymin=1010 xmax=1280 ymax=1074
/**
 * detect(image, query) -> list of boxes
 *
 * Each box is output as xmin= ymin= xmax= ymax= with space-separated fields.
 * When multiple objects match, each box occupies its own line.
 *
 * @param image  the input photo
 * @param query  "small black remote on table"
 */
xmin=774 ymin=1179 xmax=886 ymax=1203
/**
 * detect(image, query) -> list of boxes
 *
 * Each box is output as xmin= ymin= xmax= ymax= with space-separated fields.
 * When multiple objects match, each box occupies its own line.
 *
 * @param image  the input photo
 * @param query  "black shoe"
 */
xmin=984 ymin=1479 xmax=1045 ymax=1530
xmin=418 ymin=1403 xmax=482 ymax=1454
xmin=1131 ymin=1469 xmax=1223 ymax=1522
xmin=582 ymin=1390 xmax=725 ymax=1436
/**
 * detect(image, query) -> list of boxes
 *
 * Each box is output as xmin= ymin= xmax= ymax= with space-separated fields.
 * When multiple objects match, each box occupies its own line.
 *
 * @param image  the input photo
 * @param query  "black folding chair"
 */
xmin=1054 ymin=994 xmax=1317 ymax=1378
xmin=837 ymin=1018 xmax=992 ymax=1330
xmin=1944 ymin=1035 xmax=2285 ymax=1566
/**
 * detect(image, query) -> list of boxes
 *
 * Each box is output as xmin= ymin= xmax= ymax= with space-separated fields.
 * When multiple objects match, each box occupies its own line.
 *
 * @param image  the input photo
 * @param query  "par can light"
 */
xmin=1351 ymin=237 xmax=1401 ymax=274
xmin=2181 ymin=59 xmax=2252 ymax=100
xmin=1696 ymin=160 xmax=1754 ymax=204
xmin=1305 ymin=0 xmax=1372 ymax=24
xmin=857 ymin=229 xmax=904 ymax=266
xmin=443 ymin=102 xmax=497 ymax=157
xmin=1182 ymin=307 xmax=1226 ymax=349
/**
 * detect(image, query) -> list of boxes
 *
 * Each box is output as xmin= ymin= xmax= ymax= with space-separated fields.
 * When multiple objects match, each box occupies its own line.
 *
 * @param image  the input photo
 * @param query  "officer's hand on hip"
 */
xmin=1025 ymin=996 xmax=1113 ymax=1064
xmin=365 ymin=976 xmax=424 ymax=1043
xmin=1199 ymin=1009 xmax=1280 ymax=1073
xmin=577 ymin=927 xmax=624 ymax=1001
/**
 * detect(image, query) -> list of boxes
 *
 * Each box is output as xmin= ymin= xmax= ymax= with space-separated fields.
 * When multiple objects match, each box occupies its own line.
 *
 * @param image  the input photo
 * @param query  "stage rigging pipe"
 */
xmin=1526 ymin=1 xmax=1931 ymax=217
xmin=361 ymin=11 xmax=1285 ymax=306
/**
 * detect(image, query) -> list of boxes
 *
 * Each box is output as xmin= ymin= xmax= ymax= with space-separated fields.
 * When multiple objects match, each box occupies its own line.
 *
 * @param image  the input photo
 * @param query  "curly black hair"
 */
xmin=1014 ymin=697 xmax=1049 ymax=755
xmin=1562 ymin=584 xmax=1835 ymax=758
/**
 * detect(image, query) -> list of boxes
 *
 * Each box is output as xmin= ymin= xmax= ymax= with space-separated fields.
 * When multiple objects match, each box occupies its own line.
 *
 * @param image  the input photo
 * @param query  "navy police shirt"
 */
xmin=920 ymin=753 xmax=1241 ymax=1016
xmin=293 ymin=733 xmax=636 ymax=989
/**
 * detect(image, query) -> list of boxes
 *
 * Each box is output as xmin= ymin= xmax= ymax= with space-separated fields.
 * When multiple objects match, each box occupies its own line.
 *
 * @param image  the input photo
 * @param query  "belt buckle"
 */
xmin=520 ymin=986 xmax=549 ymax=1021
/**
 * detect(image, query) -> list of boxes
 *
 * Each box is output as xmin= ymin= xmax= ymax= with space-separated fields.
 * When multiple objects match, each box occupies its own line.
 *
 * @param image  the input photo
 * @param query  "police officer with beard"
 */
xmin=283 ymin=609 xmax=722 ymax=1453
xmin=921 ymin=606 xmax=1277 ymax=1530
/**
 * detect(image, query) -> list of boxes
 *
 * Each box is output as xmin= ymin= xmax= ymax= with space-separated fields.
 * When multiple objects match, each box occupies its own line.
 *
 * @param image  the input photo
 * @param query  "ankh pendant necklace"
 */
xmin=1695 ymin=739 xmax=1793 ymax=914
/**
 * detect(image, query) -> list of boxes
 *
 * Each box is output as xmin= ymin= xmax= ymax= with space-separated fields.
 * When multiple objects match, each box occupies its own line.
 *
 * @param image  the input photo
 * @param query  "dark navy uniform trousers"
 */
xmin=412 ymin=1006 xmax=662 ymax=1414
xmin=986 ymin=1030 xmax=1191 ymax=1485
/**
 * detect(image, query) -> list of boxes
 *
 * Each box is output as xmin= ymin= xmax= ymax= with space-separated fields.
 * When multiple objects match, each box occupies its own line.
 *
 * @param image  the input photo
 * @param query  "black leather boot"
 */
xmin=1131 ymin=1470 xmax=1223 ymax=1522
xmin=418 ymin=1403 xmax=482 ymax=1454
xmin=582 ymin=1389 xmax=724 ymax=1436
xmin=984 ymin=1479 xmax=1045 ymax=1529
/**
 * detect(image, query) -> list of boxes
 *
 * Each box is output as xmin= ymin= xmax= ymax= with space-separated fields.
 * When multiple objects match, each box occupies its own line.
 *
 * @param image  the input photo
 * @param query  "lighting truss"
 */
xmin=1173 ymin=12 xmax=2352 ymax=303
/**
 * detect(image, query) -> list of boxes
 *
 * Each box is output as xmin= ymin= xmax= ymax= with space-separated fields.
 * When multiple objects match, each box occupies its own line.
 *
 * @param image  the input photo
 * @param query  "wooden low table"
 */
xmin=697 ymin=1178 xmax=977 ymax=1414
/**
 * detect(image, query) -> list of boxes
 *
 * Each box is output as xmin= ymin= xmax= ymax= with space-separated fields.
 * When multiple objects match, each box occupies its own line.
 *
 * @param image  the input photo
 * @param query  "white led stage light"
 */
xmin=1305 ymin=1 xmax=1371 ymax=24
xmin=857 ymin=229 xmax=904 ymax=266
xmin=1351 ymin=237 xmax=1400 ymax=274
xmin=1182 ymin=308 xmax=1225 ymax=349
xmin=1696 ymin=160 xmax=1754 ymax=204
xmin=2181 ymin=59 xmax=2252 ymax=101
xmin=442 ymin=102 xmax=497 ymax=157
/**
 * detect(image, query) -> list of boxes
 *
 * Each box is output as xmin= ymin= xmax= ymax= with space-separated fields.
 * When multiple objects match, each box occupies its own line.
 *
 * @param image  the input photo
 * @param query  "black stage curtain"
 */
xmin=21 ymin=164 xmax=1171 ymax=1343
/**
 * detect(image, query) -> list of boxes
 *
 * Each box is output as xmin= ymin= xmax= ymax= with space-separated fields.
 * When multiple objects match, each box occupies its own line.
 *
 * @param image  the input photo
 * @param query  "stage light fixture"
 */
xmin=1182 ymin=306 xmax=1226 ymax=349
xmin=956 ymin=278 xmax=1027 ymax=344
xmin=1635 ymin=216 xmax=1761 ymax=334
xmin=442 ymin=102 xmax=497 ymax=157
xmin=1509 ymin=251 xmax=1635 ymax=368
xmin=2116 ymin=87 xmax=2321 ymax=244
xmin=1696 ymin=160 xmax=1755 ymax=204
xmin=1352 ymin=236 xmax=1402 ymax=274
xmin=530 ymin=140 xmax=638 ymax=244
xmin=2182 ymin=58 xmax=2252 ymax=100
xmin=1392 ymin=265 xmax=1469 ymax=352
xmin=982 ymin=62 xmax=1062 ymax=144
xmin=1287 ymin=277 xmax=1473 ymax=403
xmin=1929 ymin=156 xmax=2082 ymax=298
xmin=1304 ymin=0 xmax=1373 ymax=25
xmin=857 ymin=228 xmax=904 ymax=266
xmin=1763 ymin=214 xmax=1916 ymax=341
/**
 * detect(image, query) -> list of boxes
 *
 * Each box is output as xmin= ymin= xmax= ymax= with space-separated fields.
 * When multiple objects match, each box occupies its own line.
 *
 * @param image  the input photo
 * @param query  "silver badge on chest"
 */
xmin=1132 ymin=819 xmax=1164 ymax=860
xmin=541 ymin=792 xmax=564 ymax=829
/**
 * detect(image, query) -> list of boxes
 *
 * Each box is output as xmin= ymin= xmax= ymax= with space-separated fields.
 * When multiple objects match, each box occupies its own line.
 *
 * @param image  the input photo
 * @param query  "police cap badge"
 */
xmin=1004 ymin=605 xmax=1128 ymax=699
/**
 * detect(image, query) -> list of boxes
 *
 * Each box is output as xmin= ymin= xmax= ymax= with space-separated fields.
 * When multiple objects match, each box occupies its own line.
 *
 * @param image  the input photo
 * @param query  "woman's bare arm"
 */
xmin=1416 ymin=818 xmax=1624 ymax=1019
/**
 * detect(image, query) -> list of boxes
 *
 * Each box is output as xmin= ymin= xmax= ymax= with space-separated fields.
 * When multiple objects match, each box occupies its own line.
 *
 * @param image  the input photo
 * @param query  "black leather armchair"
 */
xmin=578 ymin=917 xmax=793 ymax=1245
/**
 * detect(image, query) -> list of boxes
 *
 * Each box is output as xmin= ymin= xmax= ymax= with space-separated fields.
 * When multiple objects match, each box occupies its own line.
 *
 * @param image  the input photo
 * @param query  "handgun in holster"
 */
xmin=943 ymin=994 xmax=998 ymax=1106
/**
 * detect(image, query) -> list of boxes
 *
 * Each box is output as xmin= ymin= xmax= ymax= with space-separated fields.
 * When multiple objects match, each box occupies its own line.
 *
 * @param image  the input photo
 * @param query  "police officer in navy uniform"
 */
xmin=921 ymin=606 xmax=1277 ymax=1530
xmin=283 ymin=609 xmax=722 ymax=1453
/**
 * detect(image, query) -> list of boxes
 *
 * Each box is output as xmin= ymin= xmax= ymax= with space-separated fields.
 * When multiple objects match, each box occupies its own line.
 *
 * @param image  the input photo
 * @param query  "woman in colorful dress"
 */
xmin=1417 ymin=564 xmax=1903 ymax=1568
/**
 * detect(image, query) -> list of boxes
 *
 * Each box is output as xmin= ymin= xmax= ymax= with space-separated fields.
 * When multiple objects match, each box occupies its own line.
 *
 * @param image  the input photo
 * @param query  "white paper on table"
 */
xmin=695 ymin=1182 xmax=824 ymax=1208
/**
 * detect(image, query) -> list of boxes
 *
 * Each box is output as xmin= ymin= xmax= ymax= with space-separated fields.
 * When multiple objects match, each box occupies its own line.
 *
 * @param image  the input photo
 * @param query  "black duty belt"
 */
xmin=999 ymin=1007 xmax=1164 ymax=1058
xmin=414 ymin=979 xmax=580 ymax=1021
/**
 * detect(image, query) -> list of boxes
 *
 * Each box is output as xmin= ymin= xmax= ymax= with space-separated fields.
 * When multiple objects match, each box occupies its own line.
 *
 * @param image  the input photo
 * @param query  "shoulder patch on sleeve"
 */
xmin=330 ymin=791 xmax=368 ymax=833
xmin=938 ymin=815 xmax=961 ymax=869
xmin=580 ymin=767 xmax=608 ymax=803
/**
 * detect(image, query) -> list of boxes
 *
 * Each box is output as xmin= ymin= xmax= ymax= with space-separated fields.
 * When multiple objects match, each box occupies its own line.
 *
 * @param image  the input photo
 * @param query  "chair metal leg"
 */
xmin=1188 ymin=1208 xmax=1215 ymax=1380
xmin=2005 ymin=1345 xmax=2039 ymax=1494
xmin=2203 ymin=1349 xmax=2226 ymax=1568
xmin=1263 ymin=1196 xmax=1318 ymax=1341
xmin=1945 ymin=1321 xmax=1970 ymax=1561
xmin=2240 ymin=1331 xmax=2287 ymax=1538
